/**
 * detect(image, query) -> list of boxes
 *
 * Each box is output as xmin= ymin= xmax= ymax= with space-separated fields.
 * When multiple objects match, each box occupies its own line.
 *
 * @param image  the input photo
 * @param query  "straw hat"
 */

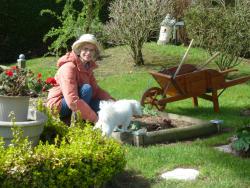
xmin=72 ymin=34 xmax=101 ymax=55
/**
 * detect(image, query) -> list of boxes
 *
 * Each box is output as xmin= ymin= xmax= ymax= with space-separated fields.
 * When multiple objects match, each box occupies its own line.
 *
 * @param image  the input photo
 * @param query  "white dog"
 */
xmin=94 ymin=99 xmax=142 ymax=137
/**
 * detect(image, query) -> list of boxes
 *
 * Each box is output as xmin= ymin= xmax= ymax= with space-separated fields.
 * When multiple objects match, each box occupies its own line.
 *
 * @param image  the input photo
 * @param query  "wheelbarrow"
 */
xmin=141 ymin=64 xmax=250 ymax=112
xmin=141 ymin=40 xmax=250 ymax=112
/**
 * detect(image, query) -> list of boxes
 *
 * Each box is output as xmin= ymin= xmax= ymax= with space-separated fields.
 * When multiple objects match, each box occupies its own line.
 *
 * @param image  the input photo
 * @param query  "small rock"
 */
xmin=214 ymin=144 xmax=237 ymax=155
xmin=160 ymin=168 xmax=199 ymax=181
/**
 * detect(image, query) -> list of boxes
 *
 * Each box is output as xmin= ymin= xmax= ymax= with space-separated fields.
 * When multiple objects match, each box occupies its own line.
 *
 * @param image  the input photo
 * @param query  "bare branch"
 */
xmin=104 ymin=0 xmax=173 ymax=66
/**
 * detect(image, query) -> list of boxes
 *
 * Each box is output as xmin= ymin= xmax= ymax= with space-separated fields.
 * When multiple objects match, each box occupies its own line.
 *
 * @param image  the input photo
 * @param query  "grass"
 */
xmin=4 ymin=42 xmax=250 ymax=187
xmin=24 ymin=56 xmax=58 ymax=79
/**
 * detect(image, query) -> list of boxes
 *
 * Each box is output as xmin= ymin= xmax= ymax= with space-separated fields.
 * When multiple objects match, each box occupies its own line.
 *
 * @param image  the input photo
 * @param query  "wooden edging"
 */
xmin=112 ymin=112 xmax=220 ymax=147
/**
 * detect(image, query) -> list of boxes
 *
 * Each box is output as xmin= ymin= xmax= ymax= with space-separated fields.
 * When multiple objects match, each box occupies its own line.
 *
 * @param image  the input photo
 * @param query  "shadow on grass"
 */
xmin=164 ymin=105 xmax=250 ymax=135
xmin=103 ymin=170 xmax=151 ymax=188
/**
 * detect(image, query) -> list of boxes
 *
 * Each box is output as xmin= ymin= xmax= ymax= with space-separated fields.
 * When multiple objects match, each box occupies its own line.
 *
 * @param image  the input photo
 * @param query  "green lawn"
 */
xmin=18 ymin=43 xmax=250 ymax=187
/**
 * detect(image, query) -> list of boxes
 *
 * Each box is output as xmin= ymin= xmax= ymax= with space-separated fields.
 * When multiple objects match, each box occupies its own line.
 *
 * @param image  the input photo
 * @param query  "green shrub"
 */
xmin=0 ymin=100 xmax=126 ymax=187
xmin=41 ymin=0 xmax=109 ymax=56
xmin=37 ymin=99 xmax=69 ymax=144
xmin=184 ymin=0 xmax=250 ymax=70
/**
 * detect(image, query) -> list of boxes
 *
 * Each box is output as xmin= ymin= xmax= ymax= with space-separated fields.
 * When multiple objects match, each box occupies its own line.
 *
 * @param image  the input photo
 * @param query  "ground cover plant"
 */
xmin=231 ymin=126 xmax=250 ymax=157
xmin=22 ymin=43 xmax=250 ymax=187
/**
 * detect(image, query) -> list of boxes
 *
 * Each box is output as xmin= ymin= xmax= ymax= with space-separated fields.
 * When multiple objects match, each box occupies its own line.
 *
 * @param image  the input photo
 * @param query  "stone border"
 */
xmin=111 ymin=112 xmax=220 ymax=146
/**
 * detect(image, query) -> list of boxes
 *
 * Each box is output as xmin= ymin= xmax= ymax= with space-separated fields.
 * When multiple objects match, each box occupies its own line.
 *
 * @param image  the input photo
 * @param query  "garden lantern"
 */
xmin=172 ymin=21 xmax=185 ymax=45
xmin=157 ymin=14 xmax=176 ymax=45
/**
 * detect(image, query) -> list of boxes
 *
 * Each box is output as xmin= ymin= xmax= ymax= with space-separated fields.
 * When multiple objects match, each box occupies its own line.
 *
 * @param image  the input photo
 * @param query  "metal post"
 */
xmin=17 ymin=54 xmax=26 ymax=68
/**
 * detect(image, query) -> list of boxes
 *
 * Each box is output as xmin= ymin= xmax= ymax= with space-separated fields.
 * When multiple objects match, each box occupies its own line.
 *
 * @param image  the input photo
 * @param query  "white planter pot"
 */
xmin=0 ymin=110 xmax=47 ymax=147
xmin=0 ymin=95 xmax=29 ymax=121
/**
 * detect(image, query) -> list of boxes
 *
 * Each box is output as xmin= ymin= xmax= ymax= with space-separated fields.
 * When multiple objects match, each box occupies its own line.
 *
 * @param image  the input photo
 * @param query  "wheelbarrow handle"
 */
xmin=196 ymin=52 xmax=220 ymax=70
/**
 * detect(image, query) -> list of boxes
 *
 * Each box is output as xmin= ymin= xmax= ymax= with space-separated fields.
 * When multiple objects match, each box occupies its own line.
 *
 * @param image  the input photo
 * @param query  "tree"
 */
xmin=0 ymin=0 xmax=62 ymax=64
xmin=172 ymin=0 xmax=192 ymax=45
xmin=104 ymin=0 xmax=173 ymax=66
xmin=41 ymin=0 xmax=107 ymax=55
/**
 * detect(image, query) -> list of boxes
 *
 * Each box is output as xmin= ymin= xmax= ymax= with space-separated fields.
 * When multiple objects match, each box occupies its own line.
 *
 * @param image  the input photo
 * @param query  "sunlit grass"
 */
xmin=125 ymin=143 xmax=250 ymax=188
xmin=6 ymin=43 xmax=250 ymax=188
xmin=25 ymin=56 xmax=58 ymax=79
xmin=98 ymin=44 xmax=250 ymax=188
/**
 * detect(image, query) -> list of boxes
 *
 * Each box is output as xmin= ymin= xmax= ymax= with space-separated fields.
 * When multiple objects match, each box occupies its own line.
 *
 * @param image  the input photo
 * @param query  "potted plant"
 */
xmin=231 ymin=126 xmax=250 ymax=157
xmin=0 ymin=66 xmax=56 ymax=121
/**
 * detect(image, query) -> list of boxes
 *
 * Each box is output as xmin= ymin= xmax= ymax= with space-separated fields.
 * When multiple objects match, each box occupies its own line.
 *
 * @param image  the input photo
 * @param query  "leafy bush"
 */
xmin=184 ymin=0 xmax=250 ymax=70
xmin=41 ymin=0 xmax=108 ymax=56
xmin=0 ymin=100 xmax=126 ymax=187
xmin=37 ymin=99 xmax=69 ymax=144
xmin=232 ymin=126 xmax=250 ymax=154
xmin=0 ymin=0 xmax=63 ymax=64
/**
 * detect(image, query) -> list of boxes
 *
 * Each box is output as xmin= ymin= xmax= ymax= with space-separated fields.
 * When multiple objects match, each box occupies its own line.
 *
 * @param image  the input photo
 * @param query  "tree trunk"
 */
xmin=85 ymin=0 xmax=94 ymax=33
xmin=131 ymin=45 xmax=144 ymax=66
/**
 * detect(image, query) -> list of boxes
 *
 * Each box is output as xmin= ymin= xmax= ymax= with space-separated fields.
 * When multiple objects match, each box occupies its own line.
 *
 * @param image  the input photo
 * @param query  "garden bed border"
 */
xmin=111 ymin=112 xmax=220 ymax=146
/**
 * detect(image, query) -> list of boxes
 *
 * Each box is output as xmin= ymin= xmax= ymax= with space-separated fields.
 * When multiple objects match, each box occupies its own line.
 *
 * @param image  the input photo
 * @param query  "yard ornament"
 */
xmin=157 ymin=14 xmax=176 ymax=45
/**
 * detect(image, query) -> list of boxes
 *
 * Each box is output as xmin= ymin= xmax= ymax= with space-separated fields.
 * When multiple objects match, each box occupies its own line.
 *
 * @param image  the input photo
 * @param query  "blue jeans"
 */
xmin=60 ymin=84 xmax=100 ymax=118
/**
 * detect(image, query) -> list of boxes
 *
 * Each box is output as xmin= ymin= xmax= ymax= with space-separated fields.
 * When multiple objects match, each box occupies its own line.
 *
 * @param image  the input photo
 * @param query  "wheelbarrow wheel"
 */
xmin=141 ymin=87 xmax=166 ymax=111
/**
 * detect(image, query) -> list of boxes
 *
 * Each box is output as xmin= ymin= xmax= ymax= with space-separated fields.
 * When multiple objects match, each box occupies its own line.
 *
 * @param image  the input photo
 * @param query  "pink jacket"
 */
xmin=46 ymin=51 xmax=112 ymax=122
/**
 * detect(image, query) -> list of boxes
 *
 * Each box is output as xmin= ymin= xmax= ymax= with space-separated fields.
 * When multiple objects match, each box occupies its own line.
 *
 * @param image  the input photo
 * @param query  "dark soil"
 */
xmin=132 ymin=115 xmax=192 ymax=132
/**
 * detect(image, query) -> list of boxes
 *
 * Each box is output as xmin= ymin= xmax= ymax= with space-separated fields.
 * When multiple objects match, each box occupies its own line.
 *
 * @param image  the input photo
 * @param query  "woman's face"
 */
xmin=79 ymin=43 xmax=97 ymax=62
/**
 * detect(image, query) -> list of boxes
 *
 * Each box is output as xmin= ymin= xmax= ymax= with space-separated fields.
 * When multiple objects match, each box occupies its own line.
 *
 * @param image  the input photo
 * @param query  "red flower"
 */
xmin=5 ymin=70 xmax=13 ymax=77
xmin=0 ymin=67 xmax=50 ymax=96
xmin=11 ymin=66 xmax=18 ymax=70
xmin=46 ymin=77 xmax=57 ymax=86
xmin=37 ymin=73 xmax=42 ymax=78
xmin=42 ymin=86 xmax=47 ymax=92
